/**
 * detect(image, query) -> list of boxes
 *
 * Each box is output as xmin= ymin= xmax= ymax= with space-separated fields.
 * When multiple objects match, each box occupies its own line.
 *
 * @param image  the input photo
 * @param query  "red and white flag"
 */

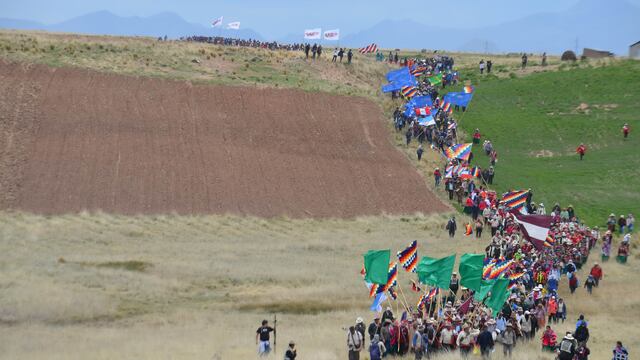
xmin=359 ymin=43 xmax=378 ymax=54
xmin=323 ymin=29 xmax=340 ymax=41
xmin=304 ymin=28 xmax=322 ymax=40
xmin=211 ymin=16 xmax=223 ymax=28
xmin=414 ymin=106 xmax=431 ymax=117
xmin=226 ymin=22 xmax=240 ymax=30
xmin=510 ymin=211 xmax=552 ymax=250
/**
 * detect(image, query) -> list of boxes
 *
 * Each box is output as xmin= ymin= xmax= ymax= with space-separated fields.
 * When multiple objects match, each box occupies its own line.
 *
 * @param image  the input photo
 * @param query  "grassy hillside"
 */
xmin=1 ymin=212 xmax=637 ymax=359
xmin=456 ymin=60 xmax=640 ymax=226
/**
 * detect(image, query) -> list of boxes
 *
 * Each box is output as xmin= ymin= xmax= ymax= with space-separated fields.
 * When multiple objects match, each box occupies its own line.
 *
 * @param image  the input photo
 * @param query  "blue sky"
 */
xmin=2 ymin=0 xmax=639 ymax=39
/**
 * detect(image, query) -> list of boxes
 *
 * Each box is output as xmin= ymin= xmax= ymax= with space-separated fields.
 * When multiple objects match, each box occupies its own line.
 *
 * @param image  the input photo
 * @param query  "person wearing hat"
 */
xmin=500 ymin=323 xmax=517 ymax=357
xmin=617 ymin=235 xmax=631 ymax=263
xmin=355 ymin=317 xmax=366 ymax=348
xmin=541 ymin=325 xmax=557 ymax=352
xmin=284 ymin=341 xmax=297 ymax=360
xmin=622 ymin=123 xmax=631 ymax=139
xmin=456 ymin=323 xmax=473 ymax=357
xmin=434 ymin=167 xmax=442 ymax=186
xmin=449 ymin=272 xmax=460 ymax=295
xmin=477 ymin=325 xmax=494 ymax=358
xmin=558 ymin=332 xmax=577 ymax=360
xmin=412 ymin=324 xmax=426 ymax=360
xmin=589 ymin=262 xmax=603 ymax=287
xmin=347 ymin=325 xmax=364 ymax=360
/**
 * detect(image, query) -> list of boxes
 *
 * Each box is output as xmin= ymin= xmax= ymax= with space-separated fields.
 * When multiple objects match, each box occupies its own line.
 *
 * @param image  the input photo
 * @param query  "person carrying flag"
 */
xmin=256 ymin=319 xmax=275 ymax=356
xmin=576 ymin=144 xmax=587 ymax=160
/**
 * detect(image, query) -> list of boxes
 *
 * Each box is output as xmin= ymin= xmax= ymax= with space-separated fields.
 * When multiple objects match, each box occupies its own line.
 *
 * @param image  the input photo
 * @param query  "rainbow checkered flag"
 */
xmin=397 ymin=240 xmax=418 ymax=272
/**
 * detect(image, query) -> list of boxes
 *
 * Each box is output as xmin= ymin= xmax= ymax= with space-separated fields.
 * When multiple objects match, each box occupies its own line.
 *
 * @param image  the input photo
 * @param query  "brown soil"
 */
xmin=0 ymin=60 xmax=447 ymax=217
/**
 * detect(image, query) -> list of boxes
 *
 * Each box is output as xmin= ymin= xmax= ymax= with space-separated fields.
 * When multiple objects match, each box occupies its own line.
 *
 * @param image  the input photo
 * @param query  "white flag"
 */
xmin=211 ymin=16 xmax=223 ymax=28
xmin=304 ymin=28 xmax=321 ymax=40
xmin=227 ymin=22 xmax=240 ymax=30
xmin=323 ymin=29 xmax=340 ymax=41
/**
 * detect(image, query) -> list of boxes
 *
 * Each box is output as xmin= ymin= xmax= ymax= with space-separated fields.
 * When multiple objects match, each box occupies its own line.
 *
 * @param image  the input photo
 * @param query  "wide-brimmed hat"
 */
xmin=356 ymin=317 xmax=363 ymax=324
xmin=564 ymin=333 xmax=574 ymax=340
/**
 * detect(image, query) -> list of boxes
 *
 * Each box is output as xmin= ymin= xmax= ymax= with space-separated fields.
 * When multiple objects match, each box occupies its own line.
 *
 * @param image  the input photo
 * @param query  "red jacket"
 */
xmin=589 ymin=266 xmax=602 ymax=279
xmin=576 ymin=145 xmax=586 ymax=155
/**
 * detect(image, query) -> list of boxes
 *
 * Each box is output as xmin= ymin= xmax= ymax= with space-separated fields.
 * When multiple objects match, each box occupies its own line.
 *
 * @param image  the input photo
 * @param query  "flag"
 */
xmin=443 ymin=92 xmax=473 ymax=107
xmin=485 ymin=278 xmax=511 ymax=314
xmin=474 ymin=279 xmax=495 ymax=302
xmin=501 ymin=190 xmax=529 ymax=210
xmin=323 ymin=29 xmax=339 ymax=40
xmin=440 ymin=101 xmax=451 ymax=112
xmin=383 ymin=262 xmax=398 ymax=291
xmin=410 ymin=66 xmax=426 ymax=77
xmin=545 ymin=235 xmax=555 ymax=247
xmin=304 ymin=28 xmax=321 ymax=39
xmin=463 ymin=85 xmax=475 ymax=94
xmin=483 ymin=258 xmax=497 ymax=279
xmin=508 ymin=271 xmax=526 ymax=280
xmin=416 ymin=255 xmax=456 ymax=289
xmin=464 ymin=223 xmax=473 ymax=236
xmin=489 ymin=259 xmax=513 ymax=279
xmin=363 ymin=250 xmax=391 ymax=285
xmin=359 ymin=43 xmax=378 ymax=54
xmin=510 ymin=211 xmax=553 ymax=250
xmin=418 ymin=116 xmax=436 ymax=127
xmin=211 ymin=16 xmax=223 ymax=28
xmin=447 ymin=121 xmax=457 ymax=130
xmin=411 ymin=279 xmax=421 ymax=292
xmin=388 ymin=286 xmax=398 ymax=300
xmin=386 ymin=67 xmax=411 ymax=82
xmin=417 ymin=287 xmax=439 ymax=309
xmin=226 ymin=22 xmax=240 ymax=30
xmin=444 ymin=143 xmax=473 ymax=161
xmin=401 ymin=86 xmax=418 ymax=98
xmin=415 ymin=106 xmax=431 ymax=117
xmin=471 ymin=167 xmax=482 ymax=178
xmin=371 ymin=291 xmax=387 ymax=312
xmin=427 ymin=73 xmax=442 ymax=85
xmin=397 ymin=240 xmax=418 ymax=273
xmin=457 ymin=296 xmax=473 ymax=315
xmin=459 ymin=253 xmax=484 ymax=291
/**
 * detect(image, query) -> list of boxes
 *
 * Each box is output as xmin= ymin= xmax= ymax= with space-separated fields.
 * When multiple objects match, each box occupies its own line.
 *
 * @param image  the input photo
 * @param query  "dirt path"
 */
xmin=0 ymin=60 xmax=448 ymax=217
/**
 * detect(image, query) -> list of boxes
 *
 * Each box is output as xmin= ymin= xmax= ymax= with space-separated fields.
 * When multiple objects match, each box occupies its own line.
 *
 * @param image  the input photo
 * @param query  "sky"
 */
xmin=3 ymin=0 xmax=640 ymax=39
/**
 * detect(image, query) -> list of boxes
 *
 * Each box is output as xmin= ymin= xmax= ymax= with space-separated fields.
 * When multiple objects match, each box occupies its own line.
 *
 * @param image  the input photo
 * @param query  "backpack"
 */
xmin=369 ymin=342 xmax=381 ymax=359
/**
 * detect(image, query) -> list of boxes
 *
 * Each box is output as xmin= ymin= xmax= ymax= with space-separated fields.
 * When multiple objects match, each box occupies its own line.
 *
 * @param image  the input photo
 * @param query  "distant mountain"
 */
xmin=0 ymin=11 xmax=264 ymax=40
xmin=342 ymin=0 xmax=640 ymax=54
xmin=0 ymin=18 xmax=46 ymax=31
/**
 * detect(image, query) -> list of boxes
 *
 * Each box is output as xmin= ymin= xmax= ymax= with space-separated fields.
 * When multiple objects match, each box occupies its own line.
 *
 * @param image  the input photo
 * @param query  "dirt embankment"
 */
xmin=0 ymin=61 xmax=448 ymax=217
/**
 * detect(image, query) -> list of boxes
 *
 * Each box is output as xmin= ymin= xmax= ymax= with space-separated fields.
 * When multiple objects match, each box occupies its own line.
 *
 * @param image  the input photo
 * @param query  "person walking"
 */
xmin=576 ymin=143 xmax=587 ymax=160
xmin=521 ymin=54 xmax=528 ymax=69
xmin=584 ymin=275 xmax=596 ymax=294
xmin=417 ymin=145 xmax=424 ymax=161
xmin=434 ymin=168 xmax=442 ymax=186
xmin=627 ymin=213 xmax=635 ymax=233
xmin=412 ymin=325 xmax=426 ymax=360
xmin=446 ymin=216 xmax=457 ymax=238
xmin=618 ymin=215 xmax=627 ymax=234
xmin=369 ymin=334 xmax=386 ymax=360
xmin=332 ymin=48 xmax=339 ymax=62
xmin=589 ymin=263 xmax=603 ymax=286
xmin=574 ymin=320 xmax=590 ymax=346
xmin=256 ymin=319 xmax=275 ymax=356
xmin=487 ymin=60 xmax=493 ymax=73
xmin=479 ymin=60 xmax=486 ymax=74
xmin=613 ymin=341 xmax=629 ymax=360
xmin=622 ymin=123 xmax=630 ymax=139
xmin=475 ymin=218 xmax=484 ymax=238
xmin=347 ymin=325 xmax=364 ymax=360
xmin=347 ymin=49 xmax=353 ymax=64
xmin=500 ymin=323 xmax=516 ymax=357
xmin=477 ymin=326 xmax=494 ymax=359
xmin=557 ymin=332 xmax=577 ymax=360
xmin=284 ymin=341 xmax=297 ymax=360
xmin=338 ymin=48 xmax=344 ymax=62
xmin=368 ymin=317 xmax=381 ymax=341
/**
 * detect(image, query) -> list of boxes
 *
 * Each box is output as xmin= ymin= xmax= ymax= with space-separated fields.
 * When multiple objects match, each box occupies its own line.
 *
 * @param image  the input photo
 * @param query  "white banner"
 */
xmin=323 ymin=29 xmax=340 ymax=41
xmin=227 ymin=22 xmax=240 ymax=30
xmin=211 ymin=16 xmax=223 ymax=28
xmin=304 ymin=28 xmax=322 ymax=40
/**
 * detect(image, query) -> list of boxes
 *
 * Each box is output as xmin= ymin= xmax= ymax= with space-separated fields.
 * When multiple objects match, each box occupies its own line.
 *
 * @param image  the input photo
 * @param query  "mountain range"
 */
xmin=1 ymin=0 xmax=639 ymax=55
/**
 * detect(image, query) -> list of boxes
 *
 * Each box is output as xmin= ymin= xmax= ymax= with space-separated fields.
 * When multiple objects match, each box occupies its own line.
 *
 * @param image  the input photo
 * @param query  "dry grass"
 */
xmin=0 ymin=212 xmax=637 ymax=359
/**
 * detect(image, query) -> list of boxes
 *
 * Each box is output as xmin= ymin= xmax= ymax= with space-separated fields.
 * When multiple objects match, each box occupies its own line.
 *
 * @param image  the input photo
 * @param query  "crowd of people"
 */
xmin=338 ymin=202 xmax=631 ymax=359
xmin=182 ymin=36 xmax=305 ymax=51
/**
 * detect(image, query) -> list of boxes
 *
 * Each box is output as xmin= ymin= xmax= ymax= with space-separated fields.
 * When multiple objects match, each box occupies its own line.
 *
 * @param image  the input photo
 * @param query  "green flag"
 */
xmin=459 ymin=253 xmax=484 ymax=292
xmin=485 ymin=278 xmax=511 ymax=315
xmin=427 ymin=73 xmax=442 ymax=85
xmin=363 ymin=250 xmax=391 ymax=285
xmin=473 ymin=279 xmax=495 ymax=302
xmin=416 ymin=254 xmax=456 ymax=289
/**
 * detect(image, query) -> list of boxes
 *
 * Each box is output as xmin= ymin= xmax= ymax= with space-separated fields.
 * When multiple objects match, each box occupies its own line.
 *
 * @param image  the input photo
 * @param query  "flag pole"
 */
xmin=273 ymin=313 xmax=277 ymax=355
